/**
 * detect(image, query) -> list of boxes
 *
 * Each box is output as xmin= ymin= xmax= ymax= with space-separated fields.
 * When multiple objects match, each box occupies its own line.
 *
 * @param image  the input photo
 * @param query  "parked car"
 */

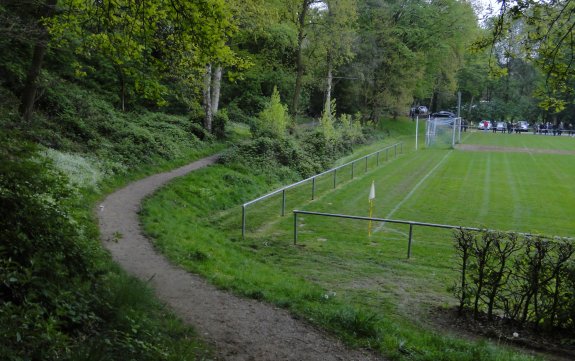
xmin=516 ymin=121 xmax=529 ymax=132
xmin=495 ymin=121 xmax=506 ymax=132
xmin=430 ymin=110 xmax=456 ymax=118
xmin=477 ymin=120 xmax=492 ymax=130
xmin=410 ymin=106 xmax=429 ymax=116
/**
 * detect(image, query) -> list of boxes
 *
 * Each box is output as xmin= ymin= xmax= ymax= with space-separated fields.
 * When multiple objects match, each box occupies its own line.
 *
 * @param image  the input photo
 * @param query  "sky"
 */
xmin=475 ymin=0 xmax=503 ymax=19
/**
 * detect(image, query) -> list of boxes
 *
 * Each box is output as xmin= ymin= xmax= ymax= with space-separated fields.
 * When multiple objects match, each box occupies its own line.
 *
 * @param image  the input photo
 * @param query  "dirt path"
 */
xmin=97 ymin=155 xmax=384 ymax=361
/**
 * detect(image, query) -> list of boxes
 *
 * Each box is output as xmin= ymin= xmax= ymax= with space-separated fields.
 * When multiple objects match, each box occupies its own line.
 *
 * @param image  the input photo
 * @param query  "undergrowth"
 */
xmin=0 ymin=78 xmax=220 ymax=359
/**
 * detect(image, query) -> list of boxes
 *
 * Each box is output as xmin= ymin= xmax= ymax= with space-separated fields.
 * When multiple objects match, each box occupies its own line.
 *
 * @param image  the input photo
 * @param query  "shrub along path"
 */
xmin=97 ymin=155 xmax=383 ymax=361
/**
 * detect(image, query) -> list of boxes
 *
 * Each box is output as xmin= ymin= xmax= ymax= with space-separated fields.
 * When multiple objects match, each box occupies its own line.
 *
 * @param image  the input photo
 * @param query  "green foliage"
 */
xmin=227 ymin=101 xmax=257 ymax=125
xmin=3 ymin=78 xmax=206 ymax=174
xmin=339 ymin=113 xmax=364 ymax=145
xmin=0 ymin=129 xmax=216 ymax=360
xmin=223 ymin=105 xmax=368 ymax=182
xmin=254 ymin=86 xmax=291 ymax=138
xmin=319 ymin=98 xmax=337 ymax=141
xmin=44 ymin=148 xmax=103 ymax=190
xmin=45 ymin=0 xmax=241 ymax=108
xmin=213 ymin=108 xmax=229 ymax=139
xmin=0 ymin=134 xmax=100 ymax=360
xmin=453 ymin=229 xmax=575 ymax=331
xmin=221 ymin=136 xmax=315 ymax=181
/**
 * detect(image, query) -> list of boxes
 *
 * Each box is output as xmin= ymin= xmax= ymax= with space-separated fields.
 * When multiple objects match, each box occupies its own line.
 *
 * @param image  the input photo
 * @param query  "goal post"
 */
xmin=425 ymin=117 xmax=462 ymax=149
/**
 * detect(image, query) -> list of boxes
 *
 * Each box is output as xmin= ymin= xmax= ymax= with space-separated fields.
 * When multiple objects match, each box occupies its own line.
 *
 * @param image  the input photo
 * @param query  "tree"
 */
xmin=316 ymin=0 xmax=357 ymax=115
xmin=256 ymin=86 xmax=291 ymax=137
xmin=8 ymin=0 xmax=240 ymax=121
xmin=334 ymin=0 xmax=477 ymax=121
xmin=485 ymin=1 xmax=575 ymax=112
xmin=219 ymin=1 xmax=298 ymax=119
xmin=290 ymin=0 xmax=323 ymax=115
xmin=2 ymin=0 xmax=58 ymax=122
xmin=202 ymin=0 xmax=265 ymax=132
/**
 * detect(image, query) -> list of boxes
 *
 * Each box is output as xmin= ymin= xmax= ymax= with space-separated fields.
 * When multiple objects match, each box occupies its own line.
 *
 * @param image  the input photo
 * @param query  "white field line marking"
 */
xmin=374 ymin=151 xmax=452 ymax=233
xmin=479 ymin=154 xmax=491 ymax=219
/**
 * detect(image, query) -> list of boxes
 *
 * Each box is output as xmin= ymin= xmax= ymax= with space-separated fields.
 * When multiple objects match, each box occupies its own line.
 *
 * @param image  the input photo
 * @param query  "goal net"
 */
xmin=425 ymin=117 xmax=462 ymax=149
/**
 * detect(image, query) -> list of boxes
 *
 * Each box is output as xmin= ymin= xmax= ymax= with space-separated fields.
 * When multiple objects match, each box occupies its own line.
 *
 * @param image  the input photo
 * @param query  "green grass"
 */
xmin=141 ymin=122 xmax=571 ymax=360
xmin=464 ymin=131 xmax=575 ymax=150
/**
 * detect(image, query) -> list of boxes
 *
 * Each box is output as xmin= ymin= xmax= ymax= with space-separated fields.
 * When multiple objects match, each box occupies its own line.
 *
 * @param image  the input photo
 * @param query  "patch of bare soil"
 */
xmin=430 ymin=307 xmax=575 ymax=361
xmin=97 ymin=155 xmax=384 ymax=361
xmin=457 ymin=144 xmax=575 ymax=155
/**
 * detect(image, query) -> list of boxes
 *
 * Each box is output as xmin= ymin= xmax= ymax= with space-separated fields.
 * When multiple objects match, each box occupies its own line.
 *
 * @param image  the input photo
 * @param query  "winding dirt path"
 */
xmin=97 ymin=155 xmax=384 ymax=361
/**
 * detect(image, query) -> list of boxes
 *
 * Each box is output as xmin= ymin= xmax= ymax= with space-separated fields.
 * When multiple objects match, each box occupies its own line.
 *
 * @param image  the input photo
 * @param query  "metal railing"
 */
xmin=241 ymin=142 xmax=403 ymax=238
xmin=292 ymin=210 xmax=572 ymax=259
xmin=293 ymin=210 xmax=468 ymax=258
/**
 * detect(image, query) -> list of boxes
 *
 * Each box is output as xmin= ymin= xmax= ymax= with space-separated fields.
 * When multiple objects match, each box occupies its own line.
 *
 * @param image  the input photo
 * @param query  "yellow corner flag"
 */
xmin=368 ymin=181 xmax=375 ymax=236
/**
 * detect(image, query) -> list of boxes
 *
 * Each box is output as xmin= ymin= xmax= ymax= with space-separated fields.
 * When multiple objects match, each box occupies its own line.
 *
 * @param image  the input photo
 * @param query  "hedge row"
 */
xmin=453 ymin=229 xmax=575 ymax=330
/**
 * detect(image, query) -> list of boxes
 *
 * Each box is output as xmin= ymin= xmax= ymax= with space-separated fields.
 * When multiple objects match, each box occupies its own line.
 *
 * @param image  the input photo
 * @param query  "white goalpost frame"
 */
xmin=415 ymin=116 xmax=419 ymax=150
xmin=425 ymin=117 xmax=462 ymax=149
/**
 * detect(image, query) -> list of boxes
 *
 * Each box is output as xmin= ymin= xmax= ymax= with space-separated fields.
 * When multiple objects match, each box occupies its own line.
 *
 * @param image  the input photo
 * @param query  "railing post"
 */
xmin=294 ymin=212 xmax=298 ymax=245
xmin=376 ymin=151 xmax=379 ymax=166
xmin=333 ymin=169 xmax=337 ymax=189
xmin=365 ymin=156 xmax=368 ymax=172
xmin=394 ymin=144 xmax=397 ymax=158
xmin=312 ymin=177 xmax=316 ymax=200
xmin=386 ymin=148 xmax=389 ymax=161
xmin=407 ymin=223 xmax=413 ymax=259
xmin=242 ymin=205 xmax=246 ymax=239
xmin=281 ymin=189 xmax=286 ymax=216
xmin=351 ymin=162 xmax=354 ymax=179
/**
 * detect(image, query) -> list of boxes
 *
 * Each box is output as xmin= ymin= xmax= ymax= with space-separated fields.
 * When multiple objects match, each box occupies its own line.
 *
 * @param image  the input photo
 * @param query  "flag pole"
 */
xmin=368 ymin=199 xmax=373 ymax=236
xmin=368 ymin=180 xmax=375 ymax=237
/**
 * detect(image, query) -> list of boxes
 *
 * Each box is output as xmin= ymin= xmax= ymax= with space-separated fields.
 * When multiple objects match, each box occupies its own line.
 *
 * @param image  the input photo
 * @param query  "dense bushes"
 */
xmin=0 ymin=135 xmax=101 ymax=359
xmin=453 ymin=229 xmax=575 ymax=331
xmin=222 ymin=95 xmax=367 ymax=183
xmin=3 ymin=80 xmax=206 ymax=175
xmin=220 ymin=123 xmax=366 ymax=183
xmin=0 ymin=134 xmax=211 ymax=360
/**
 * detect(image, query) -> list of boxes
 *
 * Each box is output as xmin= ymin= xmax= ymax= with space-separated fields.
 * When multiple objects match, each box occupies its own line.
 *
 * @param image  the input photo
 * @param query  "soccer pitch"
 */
xmin=251 ymin=131 xmax=575 ymax=312
xmin=294 ymin=132 xmax=575 ymax=237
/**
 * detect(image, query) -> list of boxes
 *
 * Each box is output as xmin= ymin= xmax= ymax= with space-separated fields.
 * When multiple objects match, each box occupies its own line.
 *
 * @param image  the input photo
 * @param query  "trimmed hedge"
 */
xmin=453 ymin=229 xmax=575 ymax=331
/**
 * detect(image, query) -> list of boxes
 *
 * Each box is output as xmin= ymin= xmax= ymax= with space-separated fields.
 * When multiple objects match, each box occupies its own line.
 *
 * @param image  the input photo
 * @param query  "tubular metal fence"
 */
xmin=293 ymin=210 xmax=471 ymax=258
xmin=241 ymin=142 xmax=403 ymax=238
xmin=292 ymin=210 xmax=572 ymax=259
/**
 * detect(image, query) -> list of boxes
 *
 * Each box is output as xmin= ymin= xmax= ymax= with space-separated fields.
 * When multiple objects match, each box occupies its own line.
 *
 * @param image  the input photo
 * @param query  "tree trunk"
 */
xmin=19 ymin=0 xmax=57 ymax=122
xmin=468 ymin=95 xmax=474 ymax=113
xmin=203 ymin=64 xmax=213 ymax=132
xmin=292 ymin=0 xmax=310 ymax=116
xmin=325 ymin=53 xmax=333 ymax=115
xmin=118 ymin=67 xmax=126 ymax=112
xmin=211 ymin=65 xmax=222 ymax=115
xmin=431 ymin=90 xmax=439 ymax=113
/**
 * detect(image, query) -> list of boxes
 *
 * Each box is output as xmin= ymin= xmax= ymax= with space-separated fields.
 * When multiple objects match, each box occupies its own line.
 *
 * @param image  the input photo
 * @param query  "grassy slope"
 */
xmin=141 ymin=122 xmax=563 ymax=360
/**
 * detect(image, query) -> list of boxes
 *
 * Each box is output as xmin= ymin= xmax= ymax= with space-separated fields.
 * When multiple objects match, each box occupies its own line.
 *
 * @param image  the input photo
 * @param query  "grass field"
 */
xmin=142 ymin=126 xmax=575 ymax=360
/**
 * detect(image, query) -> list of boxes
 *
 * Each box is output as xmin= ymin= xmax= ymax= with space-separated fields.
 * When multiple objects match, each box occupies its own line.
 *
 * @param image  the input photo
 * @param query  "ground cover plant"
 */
xmin=141 ymin=121 xmax=575 ymax=360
